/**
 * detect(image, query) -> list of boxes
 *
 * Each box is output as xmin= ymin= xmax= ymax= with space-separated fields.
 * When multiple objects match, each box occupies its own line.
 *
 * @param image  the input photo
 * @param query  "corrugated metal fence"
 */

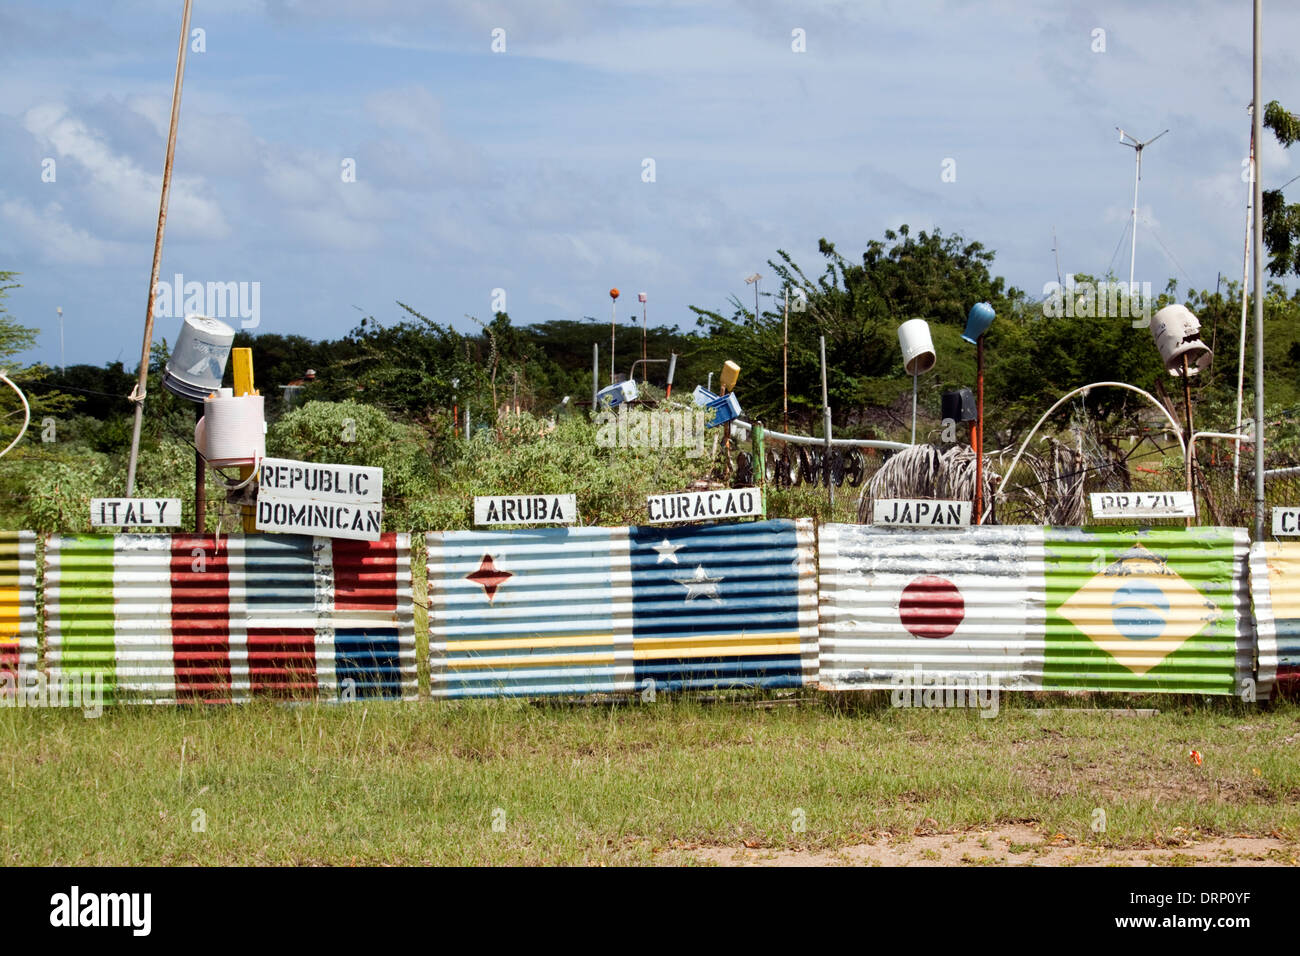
xmin=819 ymin=524 xmax=1254 ymax=696
xmin=0 ymin=531 xmax=37 ymax=693
xmin=45 ymin=533 xmax=415 ymax=704
xmin=1250 ymin=542 xmax=1299 ymax=695
xmin=428 ymin=518 xmax=817 ymax=698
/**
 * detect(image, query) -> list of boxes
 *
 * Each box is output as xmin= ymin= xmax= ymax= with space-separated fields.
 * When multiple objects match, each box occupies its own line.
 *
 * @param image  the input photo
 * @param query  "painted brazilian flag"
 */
xmin=1043 ymin=526 xmax=1251 ymax=694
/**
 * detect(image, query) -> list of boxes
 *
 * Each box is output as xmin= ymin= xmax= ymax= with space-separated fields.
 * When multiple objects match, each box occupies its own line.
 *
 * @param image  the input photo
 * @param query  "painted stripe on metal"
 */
xmin=170 ymin=534 xmax=231 ymax=702
xmin=1249 ymin=541 xmax=1299 ymax=696
xmin=0 ymin=531 xmax=37 ymax=695
xmin=817 ymin=524 xmax=1047 ymax=691
xmin=1043 ymin=527 xmax=1252 ymax=695
xmin=45 ymin=534 xmax=118 ymax=703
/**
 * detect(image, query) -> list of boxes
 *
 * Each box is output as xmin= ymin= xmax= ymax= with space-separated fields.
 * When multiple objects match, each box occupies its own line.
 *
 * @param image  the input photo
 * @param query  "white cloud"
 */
xmin=22 ymin=101 xmax=229 ymax=240
xmin=0 ymin=199 xmax=129 ymax=265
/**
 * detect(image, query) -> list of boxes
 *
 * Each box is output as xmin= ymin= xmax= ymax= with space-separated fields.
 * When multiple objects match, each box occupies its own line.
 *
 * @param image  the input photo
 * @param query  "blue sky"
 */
xmin=1 ymin=0 xmax=1297 ymax=372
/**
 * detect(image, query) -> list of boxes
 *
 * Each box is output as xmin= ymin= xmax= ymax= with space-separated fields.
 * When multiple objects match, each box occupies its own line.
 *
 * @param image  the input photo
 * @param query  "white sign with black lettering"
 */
xmin=474 ymin=494 xmax=577 ymax=525
xmin=256 ymin=457 xmax=383 ymax=541
xmin=1272 ymin=507 xmax=1300 ymax=536
xmin=872 ymin=498 xmax=970 ymax=527
xmin=645 ymin=487 xmax=763 ymax=523
xmin=90 ymin=498 xmax=182 ymax=528
xmin=1090 ymin=491 xmax=1196 ymax=519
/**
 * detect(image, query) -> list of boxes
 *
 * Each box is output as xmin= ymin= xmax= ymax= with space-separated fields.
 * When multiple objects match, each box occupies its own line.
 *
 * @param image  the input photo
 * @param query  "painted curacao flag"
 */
xmin=427 ymin=518 xmax=816 ymax=698
xmin=817 ymin=524 xmax=1047 ymax=690
xmin=0 ymin=531 xmax=36 ymax=696
xmin=45 ymin=533 xmax=415 ymax=704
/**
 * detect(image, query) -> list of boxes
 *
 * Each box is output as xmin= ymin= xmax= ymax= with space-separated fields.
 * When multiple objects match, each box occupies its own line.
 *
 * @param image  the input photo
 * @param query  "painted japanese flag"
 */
xmin=818 ymin=524 xmax=1046 ymax=690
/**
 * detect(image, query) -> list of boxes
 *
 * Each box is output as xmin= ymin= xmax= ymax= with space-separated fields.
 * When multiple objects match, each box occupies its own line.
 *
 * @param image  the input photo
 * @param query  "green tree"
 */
xmin=1262 ymin=100 xmax=1300 ymax=277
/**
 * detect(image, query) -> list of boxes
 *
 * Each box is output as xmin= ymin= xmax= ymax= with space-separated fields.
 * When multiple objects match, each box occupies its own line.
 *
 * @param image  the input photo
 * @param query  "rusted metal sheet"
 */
xmin=0 ymin=531 xmax=37 ymax=695
xmin=44 ymin=533 xmax=415 ymax=704
xmin=818 ymin=524 xmax=1046 ymax=691
xmin=1250 ymin=541 xmax=1299 ymax=694
xmin=819 ymin=524 xmax=1253 ymax=696
xmin=427 ymin=518 xmax=816 ymax=698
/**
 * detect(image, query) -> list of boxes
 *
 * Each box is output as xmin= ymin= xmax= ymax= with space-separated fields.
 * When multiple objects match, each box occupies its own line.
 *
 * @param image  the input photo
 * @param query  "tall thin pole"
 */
xmin=782 ymin=288 xmax=789 ymax=433
xmin=592 ymin=343 xmax=599 ymax=410
xmin=641 ymin=297 xmax=647 ymax=384
xmin=1234 ymin=121 xmax=1255 ymax=494
xmin=1252 ymin=0 xmax=1266 ymax=540
xmin=820 ymin=335 xmax=833 ymax=510
xmin=125 ymin=0 xmax=192 ymax=495
xmin=56 ymin=307 xmax=64 ymax=371
xmin=911 ymin=372 xmax=918 ymax=445
xmin=610 ymin=297 xmax=616 ymax=385
xmin=1128 ymin=148 xmax=1141 ymax=292
xmin=974 ymin=338 xmax=985 ymax=525
xmin=1182 ymin=353 xmax=1195 ymax=527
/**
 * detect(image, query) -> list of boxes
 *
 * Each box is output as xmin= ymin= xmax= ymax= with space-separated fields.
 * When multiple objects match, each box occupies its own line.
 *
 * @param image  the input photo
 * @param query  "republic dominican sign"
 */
xmin=872 ymin=498 xmax=970 ymax=528
xmin=256 ymin=458 xmax=384 ymax=541
xmin=474 ymin=494 xmax=577 ymax=525
xmin=90 ymin=498 xmax=182 ymax=528
xmin=645 ymin=487 xmax=763 ymax=523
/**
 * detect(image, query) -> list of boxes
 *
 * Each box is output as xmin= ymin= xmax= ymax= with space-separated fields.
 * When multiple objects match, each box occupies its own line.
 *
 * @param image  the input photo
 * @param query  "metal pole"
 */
xmin=911 ymin=371 xmax=918 ymax=445
xmin=610 ymin=299 xmax=616 ymax=386
xmin=1253 ymin=0 xmax=1266 ymax=540
xmin=592 ymin=343 xmax=599 ymax=411
xmin=194 ymin=403 xmax=205 ymax=534
xmin=641 ymin=299 xmax=647 ymax=384
xmin=465 ymin=405 xmax=471 ymax=439
xmin=126 ymin=0 xmax=192 ymax=496
xmin=1128 ymin=146 xmax=1141 ymax=293
xmin=1234 ymin=121 xmax=1255 ymax=494
xmin=820 ymin=335 xmax=833 ymax=509
xmin=974 ymin=337 xmax=985 ymax=525
xmin=1182 ymin=353 xmax=1195 ymax=527
xmin=57 ymin=307 xmax=64 ymax=371
xmin=783 ymin=288 xmax=789 ymax=434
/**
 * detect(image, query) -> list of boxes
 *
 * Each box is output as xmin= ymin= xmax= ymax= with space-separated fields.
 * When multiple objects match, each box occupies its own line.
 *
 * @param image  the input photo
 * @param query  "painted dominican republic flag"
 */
xmin=427 ymin=518 xmax=817 ymax=698
xmin=45 ymin=533 xmax=415 ymax=704
xmin=1250 ymin=541 xmax=1300 ymax=695
xmin=0 ymin=531 xmax=37 ymax=695
xmin=819 ymin=523 xmax=1252 ymax=696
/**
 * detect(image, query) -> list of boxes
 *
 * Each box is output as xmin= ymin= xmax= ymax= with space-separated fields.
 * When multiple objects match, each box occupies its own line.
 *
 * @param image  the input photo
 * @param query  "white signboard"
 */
xmin=1090 ymin=491 xmax=1196 ymax=519
xmin=256 ymin=458 xmax=383 ymax=541
xmin=90 ymin=498 xmax=182 ymax=528
xmin=474 ymin=494 xmax=577 ymax=526
xmin=645 ymin=487 xmax=763 ymax=523
xmin=1272 ymin=507 xmax=1300 ymax=536
xmin=872 ymin=498 xmax=970 ymax=528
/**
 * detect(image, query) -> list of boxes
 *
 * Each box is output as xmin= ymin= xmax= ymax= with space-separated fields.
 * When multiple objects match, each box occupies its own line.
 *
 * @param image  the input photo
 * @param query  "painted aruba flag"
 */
xmin=45 ymin=533 xmax=415 ymax=704
xmin=427 ymin=518 xmax=816 ymax=698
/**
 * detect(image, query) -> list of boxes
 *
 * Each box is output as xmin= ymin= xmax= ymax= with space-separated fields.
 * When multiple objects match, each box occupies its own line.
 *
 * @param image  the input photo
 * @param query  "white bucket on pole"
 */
xmin=196 ymin=387 xmax=265 ymax=467
xmin=897 ymin=319 xmax=936 ymax=375
xmin=1150 ymin=304 xmax=1212 ymax=377
xmin=163 ymin=314 xmax=236 ymax=401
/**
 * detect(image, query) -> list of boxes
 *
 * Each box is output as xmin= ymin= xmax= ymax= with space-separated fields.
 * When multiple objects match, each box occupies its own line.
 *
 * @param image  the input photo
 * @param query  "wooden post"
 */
xmin=232 ymin=348 xmax=258 ymax=533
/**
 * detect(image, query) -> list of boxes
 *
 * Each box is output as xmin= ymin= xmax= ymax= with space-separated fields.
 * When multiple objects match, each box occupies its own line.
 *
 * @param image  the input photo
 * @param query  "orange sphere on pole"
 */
xmin=609 ymin=288 xmax=620 ymax=300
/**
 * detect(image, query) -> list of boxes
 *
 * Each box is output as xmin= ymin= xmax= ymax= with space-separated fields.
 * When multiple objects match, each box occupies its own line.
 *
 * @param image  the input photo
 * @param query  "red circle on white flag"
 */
xmin=899 ymin=575 xmax=964 ymax=638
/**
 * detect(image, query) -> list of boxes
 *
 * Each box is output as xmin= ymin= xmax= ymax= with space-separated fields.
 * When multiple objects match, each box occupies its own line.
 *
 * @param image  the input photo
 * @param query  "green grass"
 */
xmin=2 ymin=695 xmax=1298 ymax=865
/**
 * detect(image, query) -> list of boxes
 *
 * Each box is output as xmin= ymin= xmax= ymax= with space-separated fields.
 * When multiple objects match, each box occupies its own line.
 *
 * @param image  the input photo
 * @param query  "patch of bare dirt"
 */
xmin=690 ymin=824 xmax=1299 ymax=867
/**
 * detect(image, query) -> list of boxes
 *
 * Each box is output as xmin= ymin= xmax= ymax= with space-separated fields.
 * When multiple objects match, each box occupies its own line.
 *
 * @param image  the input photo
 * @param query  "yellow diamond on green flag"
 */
xmin=1056 ymin=544 xmax=1219 ymax=675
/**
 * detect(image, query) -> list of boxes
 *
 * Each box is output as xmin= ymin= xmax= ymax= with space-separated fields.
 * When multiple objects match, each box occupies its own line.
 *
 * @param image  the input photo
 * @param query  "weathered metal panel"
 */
xmin=818 ymin=524 xmax=1253 ymax=696
xmin=427 ymin=518 xmax=816 ymax=698
xmin=817 ymin=524 xmax=1047 ymax=691
xmin=1042 ymin=527 xmax=1253 ymax=695
xmin=44 ymin=533 xmax=415 ymax=704
xmin=1250 ymin=541 xmax=1299 ymax=694
xmin=0 ymin=531 xmax=38 ymax=695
